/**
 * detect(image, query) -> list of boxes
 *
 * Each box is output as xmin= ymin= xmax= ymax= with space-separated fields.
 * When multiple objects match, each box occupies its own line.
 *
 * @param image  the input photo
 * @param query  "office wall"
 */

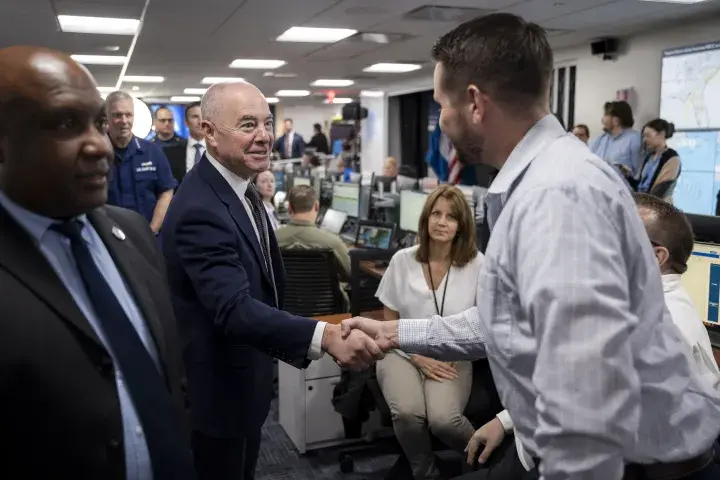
xmin=363 ymin=15 xmax=720 ymax=160
xmin=277 ymin=104 xmax=342 ymax=142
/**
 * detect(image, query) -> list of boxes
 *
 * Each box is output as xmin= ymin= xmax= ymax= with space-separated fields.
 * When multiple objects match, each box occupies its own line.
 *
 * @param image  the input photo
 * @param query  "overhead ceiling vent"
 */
xmin=405 ymin=5 xmax=494 ymax=22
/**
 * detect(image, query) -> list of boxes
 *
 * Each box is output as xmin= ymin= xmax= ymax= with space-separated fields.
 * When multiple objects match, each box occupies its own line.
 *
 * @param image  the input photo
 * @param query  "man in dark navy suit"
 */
xmin=161 ymin=81 xmax=384 ymax=480
xmin=273 ymin=118 xmax=305 ymax=158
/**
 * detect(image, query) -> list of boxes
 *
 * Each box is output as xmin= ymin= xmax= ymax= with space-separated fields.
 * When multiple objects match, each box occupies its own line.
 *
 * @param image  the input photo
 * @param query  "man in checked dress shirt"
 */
xmin=342 ymin=12 xmax=720 ymax=480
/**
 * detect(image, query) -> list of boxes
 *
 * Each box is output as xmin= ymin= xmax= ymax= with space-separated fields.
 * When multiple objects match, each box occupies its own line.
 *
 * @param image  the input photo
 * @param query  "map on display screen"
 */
xmin=668 ymin=130 xmax=720 ymax=216
xmin=660 ymin=42 xmax=720 ymax=130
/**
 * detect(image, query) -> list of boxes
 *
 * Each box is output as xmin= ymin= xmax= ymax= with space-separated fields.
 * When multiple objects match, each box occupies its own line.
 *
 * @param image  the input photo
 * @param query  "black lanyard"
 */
xmin=427 ymin=264 xmax=450 ymax=317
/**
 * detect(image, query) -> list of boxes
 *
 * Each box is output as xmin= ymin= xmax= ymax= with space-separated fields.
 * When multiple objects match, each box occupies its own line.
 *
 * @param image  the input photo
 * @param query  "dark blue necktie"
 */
xmin=51 ymin=221 xmax=195 ymax=479
xmin=245 ymin=184 xmax=278 ymax=307
xmin=480 ymin=201 xmax=491 ymax=254
xmin=193 ymin=143 xmax=203 ymax=165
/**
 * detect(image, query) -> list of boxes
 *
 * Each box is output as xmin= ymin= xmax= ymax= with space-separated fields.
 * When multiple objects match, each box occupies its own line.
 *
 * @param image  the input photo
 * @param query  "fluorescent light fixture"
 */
xmin=201 ymin=77 xmax=245 ymax=84
xmin=363 ymin=63 xmax=422 ymax=73
xmin=122 ymin=75 xmax=164 ymax=83
xmin=266 ymin=97 xmax=279 ymax=104
xmin=170 ymin=96 xmax=201 ymax=102
xmin=229 ymin=59 xmax=286 ymax=69
xmin=324 ymin=97 xmax=353 ymax=104
xmin=58 ymin=15 xmax=140 ymax=35
xmin=71 ymin=54 xmax=126 ymax=65
xmin=276 ymin=26 xmax=356 ymax=43
xmin=183 ymin=88 xmax=208 ymax=95
xmin=97 ymin=86 xmax=116 ymax=93
xmin=276 ymin=90 xmax=311 ymax=97
xmin=311 ymin=79 xmax=354 ymax=87
xmin=131 ymin=86 xmax=140 ymax=91
xmin=361 ymin=90 xmax=384 ymax=97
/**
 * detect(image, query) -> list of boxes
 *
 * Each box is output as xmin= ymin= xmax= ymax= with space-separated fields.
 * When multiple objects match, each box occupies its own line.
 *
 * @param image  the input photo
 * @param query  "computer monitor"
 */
xmin=320 ymin=209 xmax=347 ymax=235
xmin=400 ymin=190 xmax=428 ymax=233
xmin=355 ymin=221 xmax=395 ymax=250
xmin=331 ymin=183 xmax=360 ymax=217
xmin=681 ymin=242 xmax=720 ymax=329
xmin=374 ymin=175 xmax=394 ymax=193
xmin=273 ymin=171 xmax=286 ymax=192
xmin=293 ymin=176 xmax=311 ymax=187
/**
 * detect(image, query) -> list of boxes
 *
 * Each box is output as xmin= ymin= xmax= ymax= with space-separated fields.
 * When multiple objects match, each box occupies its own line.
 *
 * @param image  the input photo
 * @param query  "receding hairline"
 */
xmin=201 ymin=81 xmax=268 ymax=122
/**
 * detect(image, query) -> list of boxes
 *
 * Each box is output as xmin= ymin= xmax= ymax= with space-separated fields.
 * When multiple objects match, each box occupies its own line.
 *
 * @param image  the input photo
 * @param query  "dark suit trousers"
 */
xmin=192 ymin=430 xmax=262 ymax=480
xmin=453 ymin=438 xmax=538 ymax=480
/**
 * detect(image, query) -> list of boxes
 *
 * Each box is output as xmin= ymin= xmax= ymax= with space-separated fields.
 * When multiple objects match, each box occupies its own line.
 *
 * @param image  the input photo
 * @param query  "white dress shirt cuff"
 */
xmin=397 ymin=318 xmax=430 ymax=352
xmin=496 ymin=409 xmax=514 ymax=432
xmin=307 ymin=321 xmax=327 ymax=360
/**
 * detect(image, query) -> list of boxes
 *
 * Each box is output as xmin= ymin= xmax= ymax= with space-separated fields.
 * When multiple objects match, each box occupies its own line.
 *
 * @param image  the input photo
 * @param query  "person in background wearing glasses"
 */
xmin=634 ymin=193 xmax=719 ymax=388
xmin=374 ymin=185 xmax=482 ymax=480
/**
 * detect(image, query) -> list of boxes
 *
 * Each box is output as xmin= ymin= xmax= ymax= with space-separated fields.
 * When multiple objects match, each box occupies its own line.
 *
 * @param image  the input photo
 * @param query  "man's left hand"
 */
xmin=321 ymin=324 xmax=384 ymax=371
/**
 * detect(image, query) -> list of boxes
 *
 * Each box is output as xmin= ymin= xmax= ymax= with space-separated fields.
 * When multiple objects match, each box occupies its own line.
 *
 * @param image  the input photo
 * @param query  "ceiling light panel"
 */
xmin=71 ymin=54 xmax=126 ymax=65
xmin=311 ymin=79 xmax=354 ymax=87
xmin=171 ymin=96 xmax=201 ymax=102
xmin=184 ymin=88 xmax=208 ymax=95
xmin=363 ymin=63 xmax=422 ymax=73
xmin=266 ymin=97 xmax=279 ymax=104
xmin=276 ymin=90 xmax=311 ymax=97
xmin=361 ymin=90 xmax=384 ymax=97
xmin=276 ymin=26 xmax=357 ymax=43
xmin=97 ymin=86 xmax=117 ymax=93
xmin=58 ymin=15 xmax=140 ymax=35
xmin=324 ymin=98 xmax=354 ymax=104
xmin=122 ymin=76 xmax=164 ymax=83
xmin=201 ymin=77 xmax=245 ymax=84
xmin=230 ymin=59 xmax=286 ymax=69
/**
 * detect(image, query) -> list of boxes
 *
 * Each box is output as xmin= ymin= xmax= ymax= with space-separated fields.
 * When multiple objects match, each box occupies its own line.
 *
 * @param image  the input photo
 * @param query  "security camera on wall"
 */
xmin=591 ymin=38 xmax=619 ymax=61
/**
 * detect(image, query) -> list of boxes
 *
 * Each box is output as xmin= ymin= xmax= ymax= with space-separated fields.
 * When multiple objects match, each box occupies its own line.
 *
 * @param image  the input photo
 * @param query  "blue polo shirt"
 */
xmin=108 ymin=136 xmax=177 ymax=223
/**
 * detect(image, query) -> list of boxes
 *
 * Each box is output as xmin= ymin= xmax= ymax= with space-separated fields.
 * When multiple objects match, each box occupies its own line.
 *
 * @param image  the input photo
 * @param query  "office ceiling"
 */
xmin=0 ymin=0 xmax=719 ymax=105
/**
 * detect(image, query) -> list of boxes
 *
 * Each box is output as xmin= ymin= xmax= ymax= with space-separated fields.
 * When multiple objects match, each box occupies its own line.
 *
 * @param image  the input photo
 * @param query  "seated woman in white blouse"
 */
xmin=375 ymin=184 xmax=483 ymax=480
xmin=253 ymin=169 xmax=279 ymax=230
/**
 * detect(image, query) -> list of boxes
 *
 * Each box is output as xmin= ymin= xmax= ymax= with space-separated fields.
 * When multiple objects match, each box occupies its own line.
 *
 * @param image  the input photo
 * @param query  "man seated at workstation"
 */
xmin=276 ymin=185 xmax=351 ymax=304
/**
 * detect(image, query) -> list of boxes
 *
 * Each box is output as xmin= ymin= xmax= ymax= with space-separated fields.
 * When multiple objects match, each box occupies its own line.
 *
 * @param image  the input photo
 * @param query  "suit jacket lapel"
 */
xmin=87 ymin=208 xmax=171 ymax=377
xmin=198 ymin=156 xmax=272 ymax=285
xmin=0 ymin=206 xmax=104 ymax=348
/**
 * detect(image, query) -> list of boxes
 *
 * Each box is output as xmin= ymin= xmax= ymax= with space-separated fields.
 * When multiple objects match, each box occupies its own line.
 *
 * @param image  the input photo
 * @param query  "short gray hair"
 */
xmin=200 ymin=83 xmax=230 ymax=123
xmin=105 ymin=90 xmax=133 ymax=111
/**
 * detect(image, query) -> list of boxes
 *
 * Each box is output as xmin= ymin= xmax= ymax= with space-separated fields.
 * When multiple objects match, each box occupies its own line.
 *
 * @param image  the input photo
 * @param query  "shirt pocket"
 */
xmin=135 ymin=168 xmax=158 ymax=196
xmin=478 ymin=268 xmax=521 ymax=363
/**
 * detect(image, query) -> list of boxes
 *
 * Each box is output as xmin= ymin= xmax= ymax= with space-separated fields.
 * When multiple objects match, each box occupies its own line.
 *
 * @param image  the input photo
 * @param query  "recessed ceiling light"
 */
xmin=97 ymin=86 xmax=116 ymax=93
xmin=170 ymin=96 xmax=201 ymax=102
xmin=122 ymin=75 xmax=164 ymax=83
xmin=360 ymin=90 xmax=384 ymax=97
xmin=229 ymin=59 xmax=286 ymax=69
xmin=324 ymin=97 xmax=353 ymax=104
xmin=184 ymin=88 xmax=208 ymax=95
xmin=71 ymin=54 xmax=126 ymax=65
xmin=131 ymin=86 xmax=140 ymax=91
xmin=276 ymin=26 xmax=357 ymax=43
xmin=201 ymin=77 xmax=245 ymax=84
xmin=311 ymin=79 xmax=354 ymax=87
xmin=104 ymin=45 xmax=121 ymax=52
xmin=276 ymin=90 xmax=311 ymax=97
xmin=266 ymin=97 xmax=279 ymax=103
xmin=58 ymin=15 xmax=140 ymax=35
xmin=363 ymin=63 xmax=422 ymax=73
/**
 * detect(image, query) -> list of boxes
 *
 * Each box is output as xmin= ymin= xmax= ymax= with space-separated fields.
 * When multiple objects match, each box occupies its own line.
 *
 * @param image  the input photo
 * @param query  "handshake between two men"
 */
xmin=320 ymin=317 xmax=399 ymax=370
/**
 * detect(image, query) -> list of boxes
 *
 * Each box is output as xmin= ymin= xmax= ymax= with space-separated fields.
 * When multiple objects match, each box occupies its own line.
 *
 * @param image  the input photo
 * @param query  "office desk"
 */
xmin=359 ymin=260 xmax=386 ymax=280
xmin=278 ymin=310 xmax=385 ymax=453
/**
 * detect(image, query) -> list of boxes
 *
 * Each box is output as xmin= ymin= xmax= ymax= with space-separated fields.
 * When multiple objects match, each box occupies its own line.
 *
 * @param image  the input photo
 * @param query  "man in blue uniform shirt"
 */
xmin=106 ymin=91 xmax=177 ymax=233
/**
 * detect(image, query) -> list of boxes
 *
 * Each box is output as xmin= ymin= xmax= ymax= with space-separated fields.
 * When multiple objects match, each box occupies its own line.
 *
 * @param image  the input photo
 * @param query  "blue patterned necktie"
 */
xmin=193 ymin=143 xmax=203 ymax=164
xmin=245 ymin=183 xmax=279 ymax=307
xmin=50 ymin=221 xmax=195 ymax=479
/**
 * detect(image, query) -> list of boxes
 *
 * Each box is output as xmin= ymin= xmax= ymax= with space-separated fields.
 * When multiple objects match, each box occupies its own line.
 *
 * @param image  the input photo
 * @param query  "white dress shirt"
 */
xmin=205 ymin=152 xmax=326 ymax=359
xmin=663 ymin=273 xmax=720 ymax=389
xmin=186 ymin=137 xmax=206 ymax=173
xmin=263 ymin=200 xmax=279 ymax=231
xmin=397 ymin=115 xmax=720 ymax=480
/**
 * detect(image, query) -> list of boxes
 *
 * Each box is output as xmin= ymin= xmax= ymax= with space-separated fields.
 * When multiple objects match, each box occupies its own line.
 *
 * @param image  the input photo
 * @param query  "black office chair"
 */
xmin=349 ymin=248 xmax=396 ymax=316
xmin=281 ymin=248 xmax=346 ymax=317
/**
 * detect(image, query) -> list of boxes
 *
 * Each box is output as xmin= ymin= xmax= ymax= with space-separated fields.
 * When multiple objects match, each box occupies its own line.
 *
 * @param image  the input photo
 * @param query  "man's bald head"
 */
xmin=0 ymin=46 xmax=111 ymax=218
xmin=200 ymin=81 xmax=274 ymax=179
xmin=633 ymin=193 xmax=694 ymax=274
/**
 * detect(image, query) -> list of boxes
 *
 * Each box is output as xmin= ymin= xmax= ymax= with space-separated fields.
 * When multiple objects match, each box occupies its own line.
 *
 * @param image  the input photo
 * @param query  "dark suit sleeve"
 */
xmin=173 ymin=207 xmax=318 ymax=368
xmin=297 ymin=137 xmax=306 ymax=156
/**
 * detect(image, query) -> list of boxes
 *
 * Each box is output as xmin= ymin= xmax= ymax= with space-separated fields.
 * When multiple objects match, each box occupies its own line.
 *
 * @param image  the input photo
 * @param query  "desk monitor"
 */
xmin=681 ymin=242 xmax=720 ymax=329
xmin=400 ymin=190 xmax=428 ymax=233
xmin=332 ymin=183 xmax=360 ymax=217
xmin=355 ymin=221 xmax=395 ymax=250
xmin=293 ymin=176 xmax=311 ymax=187
xmin=320 ymin=209 xmax=348 ymax=235
xmin=374 ymin=175 xmax=395 ymax=193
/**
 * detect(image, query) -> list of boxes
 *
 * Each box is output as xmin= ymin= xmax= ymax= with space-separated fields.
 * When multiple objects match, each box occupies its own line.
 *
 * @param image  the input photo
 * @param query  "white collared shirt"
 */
xmin=205 ymin=152 xmax=326 ymax=359
xmin=186 ymin=137 xmax=206 ymax=173
xmin=663 ymin=273 xmax=720 ymax=389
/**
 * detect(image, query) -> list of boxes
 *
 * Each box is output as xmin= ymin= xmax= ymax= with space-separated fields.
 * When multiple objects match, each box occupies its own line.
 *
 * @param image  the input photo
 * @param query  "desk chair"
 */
xmin=335 ymin=359 xmax=503 ymax=478
xmin=349 ymin=248 xmax=396 ymax=316
xmin=281 ymin=248 xmax=346 ymax=317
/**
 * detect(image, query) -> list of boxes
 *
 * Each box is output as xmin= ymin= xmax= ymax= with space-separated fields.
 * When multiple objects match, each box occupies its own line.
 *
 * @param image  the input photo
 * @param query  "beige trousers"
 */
xmin=376 ymin=351 xmax=475 ymax=480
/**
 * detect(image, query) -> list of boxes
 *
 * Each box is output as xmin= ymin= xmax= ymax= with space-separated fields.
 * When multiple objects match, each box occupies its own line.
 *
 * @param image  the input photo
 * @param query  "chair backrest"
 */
xmin=349 ymin=248 xmax=397 ymax=316
xmin=281 ymin=248 xmax=345 ymax=317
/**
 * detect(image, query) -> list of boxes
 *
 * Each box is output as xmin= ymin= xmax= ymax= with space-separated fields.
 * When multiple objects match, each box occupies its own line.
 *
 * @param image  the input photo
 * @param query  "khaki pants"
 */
xmin=376 ymin=351 xmax=475 ymax=480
